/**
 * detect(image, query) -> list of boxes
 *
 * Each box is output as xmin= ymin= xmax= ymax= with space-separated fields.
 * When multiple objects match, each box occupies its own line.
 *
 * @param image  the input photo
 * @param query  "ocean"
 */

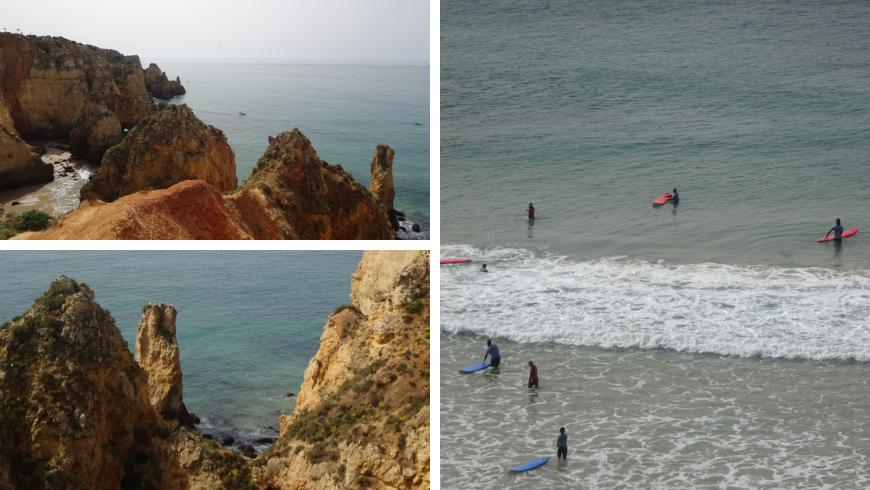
xmin=0 ymin=251 xmax=363 ymax=454
xmin=440 ymin=0 xmax=870 ymax=487
xmin=153 ymin=60 xmax=430 ymax=236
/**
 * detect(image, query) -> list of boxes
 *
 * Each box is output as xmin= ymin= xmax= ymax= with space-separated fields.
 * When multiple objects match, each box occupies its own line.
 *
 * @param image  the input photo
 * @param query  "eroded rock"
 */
xmin=69 ymin=92 xmax=123 ymax=164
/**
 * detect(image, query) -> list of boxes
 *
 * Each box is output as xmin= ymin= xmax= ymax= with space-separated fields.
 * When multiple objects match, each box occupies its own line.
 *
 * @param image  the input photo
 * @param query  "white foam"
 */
xmin=441 ymin=245 xmax=870 ymax=361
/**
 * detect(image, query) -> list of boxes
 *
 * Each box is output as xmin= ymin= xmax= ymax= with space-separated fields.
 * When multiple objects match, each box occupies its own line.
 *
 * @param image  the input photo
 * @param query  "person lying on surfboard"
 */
xmin=527 ymin=202 xmax=535 ymax=219
xmin=825 ymin=218 xmax=844 ymax=242
xmin=484 ymin=339 xmax=501 ymax=368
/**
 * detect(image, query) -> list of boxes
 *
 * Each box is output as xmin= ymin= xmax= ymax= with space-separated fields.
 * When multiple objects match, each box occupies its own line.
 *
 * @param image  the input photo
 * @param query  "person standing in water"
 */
xmin=557 ymin=427 xmax=568 ymax=459
xmin=484 ymin=339 xmax=500 ymax=368
xmin=825 ymin=218 xmax=844 ymax=242
xmin=527 ymin=202 xmax=535 ymax=219
xmin=671 ymin=188 xmax=679 ymax=204
xmin=528 ymin=361 xmax=538 ymax=388
xmin=479 ymin=263 xmax=489 ymax=272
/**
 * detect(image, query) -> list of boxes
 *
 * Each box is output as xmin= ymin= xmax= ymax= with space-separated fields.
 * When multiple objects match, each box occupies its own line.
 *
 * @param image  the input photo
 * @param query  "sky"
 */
xmin=3 ymin=0 xmax=430 ymax=63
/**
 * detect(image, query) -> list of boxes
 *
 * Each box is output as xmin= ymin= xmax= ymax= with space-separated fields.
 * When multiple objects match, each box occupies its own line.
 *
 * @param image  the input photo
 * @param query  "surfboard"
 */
xmin=818 ymin=228 xmax=858 ymax=242
xmin=509 ymin=457 xmax=549 ymax=472
xmin=440 ymin=259 xmax=472 ymax=264
xmin=652 ymin=193 xmax=673 ymax=205
xmin=459 ymin=362 xmax=491 ymax=373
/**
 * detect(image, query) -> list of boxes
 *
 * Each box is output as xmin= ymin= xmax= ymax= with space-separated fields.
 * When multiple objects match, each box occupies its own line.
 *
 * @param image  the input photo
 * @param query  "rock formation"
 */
xmin=369 ymin=145 xmax=395 ymax=210
xmin=228 ymin=129 xmax=395 ymax=239
xmin=0 ymin=253 xmax=430 ymax=489
xmin=251 ymin=251 xmax=431 ymax=490
xmin=369 ymin=144 xmax=400 ymax=231
xmin=81 ymin=104 xmax=237 ymax=202
xmin=0 ymin=93 xmax=53 ymax=190
xmin=16 ymin=180 xmax=256 ymax=240
xmin=18 ymin=127 xmax=397 ymax=239
xmin=170 ymin=77 xmax=186 ymax=96
xmin=69 ymin=92 xmax=123 ymax=164
xmin=0 ymin=277 xmax=160 ymax=489
xmin=0 ymin=34 xmax=154 ymax=138
xmin=144 ymin=63 xmax=173 ymax=100
xmin=135 ymin=303 xmax=196 ymax=427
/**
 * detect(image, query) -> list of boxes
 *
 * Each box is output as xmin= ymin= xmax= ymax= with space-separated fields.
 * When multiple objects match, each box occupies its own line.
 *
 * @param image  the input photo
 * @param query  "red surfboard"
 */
xmin=652 ymin=193 xmax=673 ymax=205
xmin=818 ymin=229 xmax=858 ymax=242
xmin=440 ymin=259 xmax=472 ymax=264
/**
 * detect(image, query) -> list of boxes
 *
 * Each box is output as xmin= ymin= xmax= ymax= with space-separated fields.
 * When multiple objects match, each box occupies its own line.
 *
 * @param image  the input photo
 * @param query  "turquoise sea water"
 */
xmin=152 ymin=61 xmax=430 ymax=235
xmin=441 ymin=1 xmax=870 ymax=487
xmin=0 ymin=251 xmax=362 ymax=452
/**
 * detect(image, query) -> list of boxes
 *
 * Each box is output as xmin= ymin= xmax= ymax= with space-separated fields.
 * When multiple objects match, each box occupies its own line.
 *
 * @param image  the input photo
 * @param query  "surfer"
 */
xmin=527 ymin=202 xmax=535 ymax=219
xmin=528 ymin=361 xmax=538 ymax=388
xmin=671 ymin=188 xmax=679 ymax=204
xmin=824 ymin=218 xmax=844 ymax=242
xmin=557 ymin=427 xmax=568 ymax=459
xmin=479 ymin=264 xmax=489 ymax=273
xmin=484 ymin=339 xmax=500 ymax=368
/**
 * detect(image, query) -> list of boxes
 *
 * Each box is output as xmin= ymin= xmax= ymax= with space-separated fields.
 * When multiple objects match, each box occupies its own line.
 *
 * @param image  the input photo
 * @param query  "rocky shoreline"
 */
xmin=0 ymin=251 xmax=430 ymax=489
xmin=0 ymin=33 xmax=416 ymax=240
xmin=0 ymin=140 xmax=93 ymax=217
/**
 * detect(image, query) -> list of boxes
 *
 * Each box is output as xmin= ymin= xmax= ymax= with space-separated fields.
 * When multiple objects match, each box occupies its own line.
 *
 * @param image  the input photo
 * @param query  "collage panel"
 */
xmin=0 ymin=250 xmax=430 ymax=488
xmin=0 ymin=1 xmax=430 ymax=241
xmin=440 ymin=0 xmax=870 ymax=488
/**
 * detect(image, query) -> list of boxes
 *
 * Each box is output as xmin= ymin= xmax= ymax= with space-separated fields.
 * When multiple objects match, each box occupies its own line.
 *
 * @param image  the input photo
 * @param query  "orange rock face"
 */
xmin=17 ymin=180 xmax=254 ymax=240
xmin=0 ymin=34 xmax=154 ymax=138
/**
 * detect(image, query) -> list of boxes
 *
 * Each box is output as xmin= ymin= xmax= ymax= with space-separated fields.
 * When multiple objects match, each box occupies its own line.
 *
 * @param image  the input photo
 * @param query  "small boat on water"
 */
xmin=239 ymin=112 xmax=246 ymax=116
xmin=413 ymin=122 xmax=422 ymax=125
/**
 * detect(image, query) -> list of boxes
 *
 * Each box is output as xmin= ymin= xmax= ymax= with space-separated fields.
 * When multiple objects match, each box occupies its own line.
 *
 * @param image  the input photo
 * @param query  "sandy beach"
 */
xmin=0 ymin=141 xmax=95 ymax=218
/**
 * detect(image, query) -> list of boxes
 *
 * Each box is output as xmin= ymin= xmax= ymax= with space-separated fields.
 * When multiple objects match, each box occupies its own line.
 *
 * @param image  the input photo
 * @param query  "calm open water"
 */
xmin=0 ymin=251 xmax=362 ymax=453
xmin=441 ymin=0 xmax=870 ymax=487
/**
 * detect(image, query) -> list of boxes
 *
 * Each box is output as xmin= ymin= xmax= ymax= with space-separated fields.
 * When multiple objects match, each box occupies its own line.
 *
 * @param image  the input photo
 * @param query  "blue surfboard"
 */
xmin=509 ymin=457 xmax=549 ymax=472
xmin=459 ymin=362 xmax=491 ymax=373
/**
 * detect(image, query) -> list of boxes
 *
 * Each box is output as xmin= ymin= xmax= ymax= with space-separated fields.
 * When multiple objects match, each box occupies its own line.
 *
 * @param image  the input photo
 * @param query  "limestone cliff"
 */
xmin=17 ymin=128 xmax=398 ymax=240
xmin=81 ymin=104 xmax=237 ymax=202
xmin=251 ymin=250 xmax=431 ymax=490
xmin=0 ymin=93 xmax=52 ymax=190
xmin=135 ymin=303 xmax=196 ymax=427
xmin=0 ymin=277 xmax=160 ymax=489
xmin=369 ymin=145 xmax=400 ymax=232
xmin=0 ymin=277 xmax=265 ymax=490
xmin=0 ymin=34 xmax=154 ymax=138
xmin=228 ymin=129 xmax=395 ymax=239
xmin=69 ymin=92 xmax=123 ymax=164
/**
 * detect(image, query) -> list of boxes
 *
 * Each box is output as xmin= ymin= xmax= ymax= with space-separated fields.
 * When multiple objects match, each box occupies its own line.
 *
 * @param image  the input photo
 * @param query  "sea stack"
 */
xmin=80 ymin=104 xmax=237 ymax=203
xmin=134 ymin=303 xmax=197 ymax=428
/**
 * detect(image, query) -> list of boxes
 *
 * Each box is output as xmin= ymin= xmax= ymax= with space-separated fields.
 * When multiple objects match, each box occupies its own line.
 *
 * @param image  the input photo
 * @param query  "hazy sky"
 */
xmin=3 ymin=0 xmax=430 ymax=63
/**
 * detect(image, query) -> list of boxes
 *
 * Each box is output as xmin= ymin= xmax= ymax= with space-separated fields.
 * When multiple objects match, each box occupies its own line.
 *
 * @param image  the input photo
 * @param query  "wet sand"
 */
xmin=0 ymin=141 xmax=95 ymax=218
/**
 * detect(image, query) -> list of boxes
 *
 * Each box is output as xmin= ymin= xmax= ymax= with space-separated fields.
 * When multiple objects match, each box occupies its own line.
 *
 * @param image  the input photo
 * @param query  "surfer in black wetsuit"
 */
xmin=484 ymin=339 xmax=500 ymax=368
xmin=556 ymin=427 xmax=568 ymax=459
xmin=527 ymin=202 xmax=535 ymax=219
xmin=671 ymin=188 xmax=679 ymax=204
xmin=825 ymin=218 xmax=844 ymax=242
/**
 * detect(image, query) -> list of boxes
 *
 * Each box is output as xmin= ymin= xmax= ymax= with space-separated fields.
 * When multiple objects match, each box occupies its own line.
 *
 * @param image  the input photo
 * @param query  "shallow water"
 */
xmin=441 ymin=333 xmax=870 ymax=489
